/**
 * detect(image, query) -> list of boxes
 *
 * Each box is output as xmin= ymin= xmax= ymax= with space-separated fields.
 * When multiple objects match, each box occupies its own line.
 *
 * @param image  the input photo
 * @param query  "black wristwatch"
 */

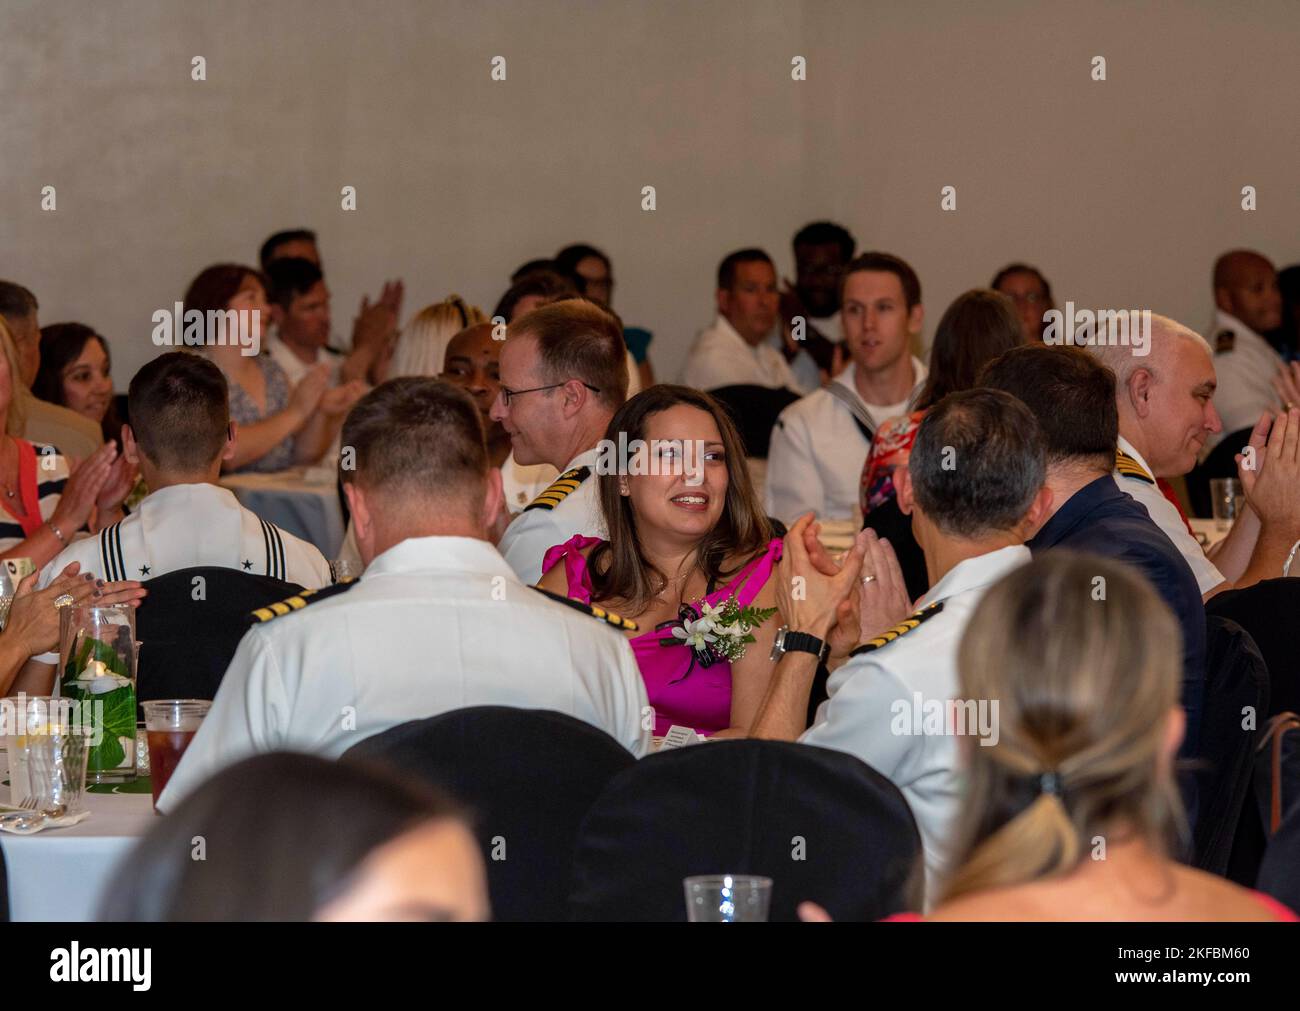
xmin=769 ymin=625 xmax=830 ymax=664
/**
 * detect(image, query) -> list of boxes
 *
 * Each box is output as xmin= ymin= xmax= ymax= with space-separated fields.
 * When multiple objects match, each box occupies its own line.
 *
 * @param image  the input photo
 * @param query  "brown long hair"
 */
xmin=940 ymin=551 xmax=1186 ymax=903
xmin=915 ymin=289 xmax=1023 ymax=411
xmin=587 ymin=385 xmax=772 ymax=613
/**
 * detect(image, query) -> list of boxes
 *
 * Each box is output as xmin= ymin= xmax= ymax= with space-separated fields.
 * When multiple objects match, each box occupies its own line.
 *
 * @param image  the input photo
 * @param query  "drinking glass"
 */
xmin=143 ymin=699 xmax=210 ymax=811
xmin=684 ymin=875 xmax=773 ymax=922
xmin=1210 ymin=477 xmax=1243 ymax=532
xmin=27 ymin=722 xmax=90 ymax=817
xmin=58 ymin=603 xmax=138 ymax=784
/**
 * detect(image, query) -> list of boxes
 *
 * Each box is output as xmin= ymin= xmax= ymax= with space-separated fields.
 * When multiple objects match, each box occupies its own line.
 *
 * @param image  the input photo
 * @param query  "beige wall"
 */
xmin=2 ymin=0 xmax=1297 ymax=387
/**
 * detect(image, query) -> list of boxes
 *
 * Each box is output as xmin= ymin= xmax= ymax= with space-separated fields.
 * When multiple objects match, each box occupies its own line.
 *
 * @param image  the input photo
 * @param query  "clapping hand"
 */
xmin=352 ymin=281 xmax=403 ymax=352
xmin=1238 ymin=408 xmax=1300 ymax=531
xmin=1271 ymin=361 xmax=1300 ymax=412
xmin=95 ymin=451 xmax=139 ymax=519
xmin=51 ymin=441 xmax=118 ymax=534
xmin=320 ymin=380 xmax=368 ymax=417
xmin=775 ymin=514 xmax=868 ymax=651
xmin=4 ymin=565 xmax=146 ymax=657
xmin=857 ymin=529 xmax=913 ymax=641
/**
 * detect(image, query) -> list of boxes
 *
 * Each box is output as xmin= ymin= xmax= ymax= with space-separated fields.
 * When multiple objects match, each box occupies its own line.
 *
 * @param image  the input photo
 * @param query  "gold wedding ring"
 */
xmin=53 ymin=593 xmax=75 ymax=609
xmin=861 ymin=574 xmax=877 ymax=585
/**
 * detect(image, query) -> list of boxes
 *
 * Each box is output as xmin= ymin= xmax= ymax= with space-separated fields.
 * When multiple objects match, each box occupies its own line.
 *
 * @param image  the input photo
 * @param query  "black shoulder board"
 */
xmin=525 ymin=466 xmax=592 ymax=512
xmin=1214 ymin=329 xmax=1235 ymax=355
xmin=530 ymin=585 xmax=638 ymax=631
xmin=850 ymin=600 xmax=945 ymax=657
xmin=250 ymin=578 xmax=357 ymax=623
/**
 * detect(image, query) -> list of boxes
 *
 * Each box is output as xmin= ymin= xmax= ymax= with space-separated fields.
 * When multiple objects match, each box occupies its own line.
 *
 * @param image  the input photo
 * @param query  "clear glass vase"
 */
xmin=57 ymin=603 xmax=138 ymax=784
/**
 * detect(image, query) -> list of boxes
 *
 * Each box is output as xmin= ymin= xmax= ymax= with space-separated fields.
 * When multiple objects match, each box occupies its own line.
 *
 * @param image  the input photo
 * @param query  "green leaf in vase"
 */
xmin=85 ymin=682 xmax=136 ymax=772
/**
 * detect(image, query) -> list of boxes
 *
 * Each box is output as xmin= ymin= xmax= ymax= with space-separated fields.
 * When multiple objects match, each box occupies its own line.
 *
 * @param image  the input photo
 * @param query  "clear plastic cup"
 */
xmin=142 ymin=699 xmax=210 ymax=811
xmin=684 ymin=875 xmax=773 ymax=922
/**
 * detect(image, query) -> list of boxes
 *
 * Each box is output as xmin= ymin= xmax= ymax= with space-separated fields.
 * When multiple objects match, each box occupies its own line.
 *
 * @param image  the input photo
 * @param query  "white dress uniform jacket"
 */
xmin=158 ymin=535 xmax=652 ymax=810
xmin=679 ymin=315 xmax=816 ymax=395
xmin=498 ymin=448 xmax=604 ymax=585
xmin=1203 ymin=309 xmax=1282 ymax=455
xmin=799 ymin=544 xmax=1032 ymax=904
xmin=37 ymin=482 xmax=330 ymax=589
xmin=765 ymin=358 xmax=927 ymax=523
xmin=1114 ymin=436 xmax=1224 ymax=595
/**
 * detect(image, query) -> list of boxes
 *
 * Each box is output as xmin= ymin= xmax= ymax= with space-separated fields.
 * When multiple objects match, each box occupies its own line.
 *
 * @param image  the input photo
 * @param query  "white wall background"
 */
xmin=2 ymin=0 xmax=1298 ymax=387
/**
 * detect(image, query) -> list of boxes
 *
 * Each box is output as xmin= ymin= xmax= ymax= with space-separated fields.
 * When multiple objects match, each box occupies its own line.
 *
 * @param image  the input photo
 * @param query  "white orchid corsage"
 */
xmin=657 ymin=596 xmax=778 ymax=682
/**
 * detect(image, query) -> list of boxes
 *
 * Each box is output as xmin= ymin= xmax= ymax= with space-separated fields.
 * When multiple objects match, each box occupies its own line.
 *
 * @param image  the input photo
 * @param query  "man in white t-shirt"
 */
xmin=766 ymin=252 xmax=928 ymax=522
xmin=1087 ymin=311 xmax=1300 ymax=599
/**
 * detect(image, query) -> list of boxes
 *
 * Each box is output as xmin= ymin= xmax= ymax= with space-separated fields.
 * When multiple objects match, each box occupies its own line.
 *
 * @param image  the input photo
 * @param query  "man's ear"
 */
xmin=481 ymin=467 xmax=504 ymax=532
xmin=1129 ymin=368 xmax=1154 ymax=418
xmin=343 ymin=481 xmax=371 ymax=540
xmin=121 ymin=424 xmax=141 ymax=466
xmin=1019 ymin=485 xmax=1055 ymax=539
xmin=715 ymin=288 xmax=731 ymax=318
xmin=907 ymin=302 xmax=925 ymax=338
xmin=223 ymin=420 xmax=238 ymax=462
xmin=894 ymin=463 xmax=915 ymax=516
xmin=561 ymin=378 xmax=589 ymax=418
xmin=1213 ymin=286 xmax=1233 ymax=315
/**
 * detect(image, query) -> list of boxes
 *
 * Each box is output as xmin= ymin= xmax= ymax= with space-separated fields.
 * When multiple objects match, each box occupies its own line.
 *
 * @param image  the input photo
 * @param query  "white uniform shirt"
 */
xmin=500 ymin=452 xmax=559 ymax=515
xmin=680 ymin=315 xmax=815 ymax=395
xmin=800 ymin=544 xmax=1032 ymax=904
xmin=497 ymin=448 xmax=604 ymax=585
xmin=267 ymin=333 xmax=343 ymax=387
xmin=765 ymin=358 xmax=927 ymax=523
xmin=157 ymin=535 xmax=651 ymax=810
xmin=1114 ymin=436 xmax=1224 ymax=595
xmin=37 ymin=483 xmax=331 ymax=589
xmin=1204 ymin=309 xmax=1282 ymax=454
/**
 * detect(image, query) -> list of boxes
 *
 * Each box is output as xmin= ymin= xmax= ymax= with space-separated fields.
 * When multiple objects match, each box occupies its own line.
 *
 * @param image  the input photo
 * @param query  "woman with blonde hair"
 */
xmin=388 ymin=295 xmax=486 ymax=380
xmin=822 ymin=551 xmax=1295 ymax=922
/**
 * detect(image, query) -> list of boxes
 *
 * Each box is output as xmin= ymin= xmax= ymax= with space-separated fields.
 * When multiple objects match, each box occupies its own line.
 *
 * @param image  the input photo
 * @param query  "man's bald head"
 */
xmin=1214 ymin=249 xmax=1282 ymax=334
xmin=1088 ymin=313 xmax=1221 ymax=478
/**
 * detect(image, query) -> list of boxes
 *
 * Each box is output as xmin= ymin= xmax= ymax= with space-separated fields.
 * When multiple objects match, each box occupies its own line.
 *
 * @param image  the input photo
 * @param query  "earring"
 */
xmin=619 ymin=481 xmax=630 ymax=496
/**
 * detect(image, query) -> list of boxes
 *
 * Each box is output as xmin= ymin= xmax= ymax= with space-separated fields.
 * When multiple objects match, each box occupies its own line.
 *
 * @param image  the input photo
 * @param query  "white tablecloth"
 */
xmin=1188 ymin=517 xmax=1231 ymax=550
xmin=220 ymin=466 xmax=345 ymax=558
xmin=2 ymin=782 xmax=154 ymax=922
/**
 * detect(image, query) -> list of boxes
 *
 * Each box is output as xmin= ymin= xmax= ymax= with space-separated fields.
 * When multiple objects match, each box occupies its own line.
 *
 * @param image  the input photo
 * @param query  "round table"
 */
xmin=1 ymin=772 xmax=154 ymax=922
xmin=220 ymin=465 xmax=345 ymax=559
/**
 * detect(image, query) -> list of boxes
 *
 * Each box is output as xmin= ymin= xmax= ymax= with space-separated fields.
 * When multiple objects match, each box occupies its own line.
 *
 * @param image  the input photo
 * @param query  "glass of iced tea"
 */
xmin=142 ymin=699 xmax=211 ymax=811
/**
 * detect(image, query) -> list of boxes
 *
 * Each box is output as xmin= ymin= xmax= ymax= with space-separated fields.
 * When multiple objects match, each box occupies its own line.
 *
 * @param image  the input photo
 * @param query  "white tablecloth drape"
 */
xmin=220 ymin=466 xmax=345 ymax=559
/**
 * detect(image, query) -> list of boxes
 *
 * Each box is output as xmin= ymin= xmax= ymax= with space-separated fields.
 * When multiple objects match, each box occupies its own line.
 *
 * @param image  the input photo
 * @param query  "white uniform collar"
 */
xmin=138 ymin=481 xmax=240 ymax=510
xmin=830 ymin=357 xmax=927 ymax=409
xmin=714 ymin=314 xmax=775 ymax=357
xmin=917 ymin=543 xmax=1031 ymax=608
xmin=1116 ymin=434 xmax=1153 ymax=476
xmin=366 ymin=535 xmax=521 ymax=581
xmin=561 ymin=447 xmax=601 ymax=473
xmin=1214 ymin=308 xmax=1265 ymax=343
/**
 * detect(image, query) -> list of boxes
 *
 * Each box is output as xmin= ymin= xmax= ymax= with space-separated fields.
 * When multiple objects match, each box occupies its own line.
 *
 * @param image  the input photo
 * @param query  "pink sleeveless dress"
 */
xmin=542 ymin=535 xmax=784 ymax=737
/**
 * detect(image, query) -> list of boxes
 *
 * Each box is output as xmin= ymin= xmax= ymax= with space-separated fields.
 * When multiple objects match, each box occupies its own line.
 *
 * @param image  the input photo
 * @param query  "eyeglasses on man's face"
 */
xmin=496 ymin=381 xmax=601 ymax=407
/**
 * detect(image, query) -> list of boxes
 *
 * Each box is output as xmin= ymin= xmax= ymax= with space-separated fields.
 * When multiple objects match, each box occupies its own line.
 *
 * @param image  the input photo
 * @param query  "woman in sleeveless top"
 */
xmin=538 ymin=386 xmax=784 ymax=738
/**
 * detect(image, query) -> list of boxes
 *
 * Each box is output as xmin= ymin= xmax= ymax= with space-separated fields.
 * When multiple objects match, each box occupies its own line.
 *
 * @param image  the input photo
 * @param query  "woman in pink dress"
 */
xmin=538 ymin=386 xmax=784 ymax=738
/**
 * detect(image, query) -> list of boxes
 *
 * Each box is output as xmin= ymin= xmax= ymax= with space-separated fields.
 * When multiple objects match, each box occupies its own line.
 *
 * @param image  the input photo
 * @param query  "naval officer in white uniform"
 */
xmin=159 ymin=378 xmax=651 ymax=811
xmin=1087 ymin=311 xmax=1300 ymax=598
xmin=36 ymin=353 xmax=330 ymax=591
xmin=1203 ymin=250 xmax=1286 ymax=455
xmin=752 ymin=390 xmax=1052 ymax=904
xmin=492 ymin=299 xmax=629 ymax=584
xmin=765 ymin=253 xmax=928 ymax=523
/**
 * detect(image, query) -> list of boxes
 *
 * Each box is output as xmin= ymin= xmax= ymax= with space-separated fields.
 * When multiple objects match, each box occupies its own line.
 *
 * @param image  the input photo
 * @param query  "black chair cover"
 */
xmin=1192 ymin=616 xmax=1269 ymax=874
xmin=1207 ymin=578 xmax=1300 ymax=718
xmin=342 ymin=706 xmax=635 ymax=922
xmin=708 ymin=384 xmax=803 ymax=458
xmin=569 ymin=739 xmax=923 ymax=921
xmin=134 ymin=566 xmax=303 ymax=706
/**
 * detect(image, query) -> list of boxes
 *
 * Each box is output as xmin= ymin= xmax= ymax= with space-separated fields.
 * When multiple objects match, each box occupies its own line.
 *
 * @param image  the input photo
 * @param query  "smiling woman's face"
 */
xmin=61 ymin=337 xmax=114 ymax=423
xmin=624 ymin=404 xmax=729 ymax=543
xmin=313 ymin=818 xmax=490 ymax=922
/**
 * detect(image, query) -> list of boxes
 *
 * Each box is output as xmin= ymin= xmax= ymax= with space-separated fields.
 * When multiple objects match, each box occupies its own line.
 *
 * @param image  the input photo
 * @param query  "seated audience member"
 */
xmin=389 ymin=295 xmax=487 ymax=382
xmin=34 ymin=323 xmax=123 ymax=446
xmin=981 ymin=345 xmax=1206 ymax=762
xmin=492 ymin=300 xmax=629 ymax=584
xmin=0 ymin=318 xmax=132 ymax=566
xmin=798 ymin=554 xmax=1297 ymax=923
xmin=1087 ymin=311 xmax=1300 ymax=597
xmin=539 ymin=385 xmax=785 ymax=737
xmin=1269 ymin=263 xmax=1300 ymax=360
xmin=857 ymin=289 xmax=1022 ymax=599
xmin=440 ymin=322 xmax=510 ymax=470
xmin=766 ymin=252 xmax=928 ymax=523
xmin=494 ymin=269 xmax=577 ymax=324
xmin=681 ymin=248 xmax=819 ymax=398
xmin=0 ymin=280 xmax=102 ymax=459
xmin=555 ymin=243 xmax=656 ymax=389
xmin=182 ymin=264 xmax=354 ymax=473
xmin=259 ymin=228 xmax=402 ymax=384
xmin=37 ymin=352 xmax=329 ymax=589
xmin=1204 ymin=249 xmax=1286 ymax=455
xmin=752 ymin=389 xmax=1051 ymax=899
xmin=102 ymin=753 xmax=489 ymax=922
xmin=0 ymin=562 xmax=145 ymax=695
xmin=780 ymin=220 xmax=857 ymax=373
xmin=991 ymin=262 xmax=1054 ymax=344
xmin=158 ymin=378 xmax=650 ymax=810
